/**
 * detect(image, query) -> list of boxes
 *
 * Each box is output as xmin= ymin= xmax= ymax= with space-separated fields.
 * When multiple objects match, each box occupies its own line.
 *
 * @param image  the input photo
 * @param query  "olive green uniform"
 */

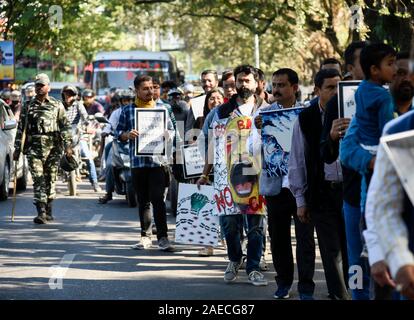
xmin=14 ymin=96 xmax=72 ymax=205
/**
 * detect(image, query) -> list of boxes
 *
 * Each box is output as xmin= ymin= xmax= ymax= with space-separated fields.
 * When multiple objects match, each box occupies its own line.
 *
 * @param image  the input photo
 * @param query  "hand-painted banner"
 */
xmin=212 ymin=116 xmax=264 ymax=216
xmin=226 ymin=115 xmax=264 ymax=214
xmin=175 ymin=183 xmax=220 ymax=247
xmin=213 ymin=118 xmax=239 ymax=216
xmin=261 ymin=107 xmax=305 ymax=178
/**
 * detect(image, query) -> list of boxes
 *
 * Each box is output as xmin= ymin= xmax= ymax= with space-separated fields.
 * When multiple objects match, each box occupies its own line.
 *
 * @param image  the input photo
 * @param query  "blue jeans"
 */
xmin=221 ymin=214 xmax=264 ymax=275
xmin=343 ymin=200 xmax=370 ymax=300
xmin=80 ymin=139 xmax=98 ymax=184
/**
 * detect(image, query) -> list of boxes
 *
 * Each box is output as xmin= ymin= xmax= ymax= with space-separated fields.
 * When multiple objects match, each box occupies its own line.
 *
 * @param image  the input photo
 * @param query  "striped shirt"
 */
xmin=65 ymin=101 xmax=89 ymax=127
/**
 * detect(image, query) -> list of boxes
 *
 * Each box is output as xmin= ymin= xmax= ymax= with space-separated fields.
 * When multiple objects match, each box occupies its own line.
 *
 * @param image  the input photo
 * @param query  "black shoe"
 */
xmin=46 ymin=200 xmax=54 ymax=221
xmin=34 ymin=203 xmax=47 ymax=224
xmin=98 ymin=193 xmax=112 ymax=204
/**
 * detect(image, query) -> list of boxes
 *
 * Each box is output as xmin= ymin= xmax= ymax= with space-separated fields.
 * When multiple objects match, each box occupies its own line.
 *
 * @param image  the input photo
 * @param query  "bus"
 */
xmin=88 ymin=50 xmax=184 ymax=98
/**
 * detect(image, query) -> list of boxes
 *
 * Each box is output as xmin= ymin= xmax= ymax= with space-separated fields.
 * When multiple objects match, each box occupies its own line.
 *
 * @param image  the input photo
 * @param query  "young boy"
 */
xmin=355 ymin=43 xmax=397 ymax=154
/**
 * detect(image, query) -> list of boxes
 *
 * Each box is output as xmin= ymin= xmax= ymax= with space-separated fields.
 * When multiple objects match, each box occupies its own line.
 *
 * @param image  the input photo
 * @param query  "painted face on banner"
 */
xmin=225 ymin=116 xmax=260 ymax=206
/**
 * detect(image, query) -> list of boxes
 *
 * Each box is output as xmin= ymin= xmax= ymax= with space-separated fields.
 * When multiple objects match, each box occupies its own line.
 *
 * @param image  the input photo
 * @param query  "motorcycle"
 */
xmin=67 ymin=125 xmax=81 ymax=196
xmin=111 ymin=139 xmax=137 ymax=207
xmin=94 ymin=112 xmax=136 ymax=207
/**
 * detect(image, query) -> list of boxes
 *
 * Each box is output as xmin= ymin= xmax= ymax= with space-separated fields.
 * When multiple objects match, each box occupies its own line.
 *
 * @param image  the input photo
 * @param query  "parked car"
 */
xmin=0 ymin=101 xmax=18 ymax=201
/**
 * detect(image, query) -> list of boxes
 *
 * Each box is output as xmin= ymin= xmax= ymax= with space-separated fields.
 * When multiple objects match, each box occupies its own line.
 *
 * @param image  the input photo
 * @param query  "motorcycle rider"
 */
xmin=62 ymin=85 xmax=102 ymax=192
xmin=99 ymin=89 xmax=134 ymax=204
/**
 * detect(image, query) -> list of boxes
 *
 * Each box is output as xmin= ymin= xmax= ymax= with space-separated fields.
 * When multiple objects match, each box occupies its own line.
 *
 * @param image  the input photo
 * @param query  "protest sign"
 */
xmin=175 ymin=183 xmax=220 ymax=246
xmin=135 ymin=108 xmax=167 ymax=156
xmin=261 ymin=107 xmax=305 ymax=177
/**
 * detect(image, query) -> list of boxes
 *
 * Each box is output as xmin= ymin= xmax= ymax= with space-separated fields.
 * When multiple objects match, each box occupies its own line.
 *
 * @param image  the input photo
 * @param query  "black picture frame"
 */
xmin=134 ymin=108 xmax=167 ymax=156
xmin=338 ymin=80 xmax=361 ymax=119
xmin=180 ymin=144 xmax=205 ymax=179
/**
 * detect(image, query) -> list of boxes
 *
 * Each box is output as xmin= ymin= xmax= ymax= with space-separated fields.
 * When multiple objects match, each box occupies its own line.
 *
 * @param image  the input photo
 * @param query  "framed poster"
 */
xmin=381 ymin=129 xmax=414 ymax=205
xmin=180 ymin=144 xmax=204 ymax=179
xmin=0 ymin=41 xmax=15 ymax=81
xmin=261 ymin=107 xmax=305 ymax=177
xmin=338 ymin=81 xmax=361 ymax=119
xmin=134 ymin=108 xmax=167 ymax=156
xmin=175 ymin=183 xmax=220 ymax=247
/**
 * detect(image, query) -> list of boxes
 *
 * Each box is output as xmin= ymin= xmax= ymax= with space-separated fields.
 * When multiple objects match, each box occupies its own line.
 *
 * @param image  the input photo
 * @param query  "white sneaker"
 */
xmin=248 ymin=270 xmax=268 ymax=286
xmin=158 ymin=237 xmax=175 ymax=251
xmin=224 ymin=261 xmax=241 ymax=283
xmin=131 ymin=237 xmax=152 ymax=250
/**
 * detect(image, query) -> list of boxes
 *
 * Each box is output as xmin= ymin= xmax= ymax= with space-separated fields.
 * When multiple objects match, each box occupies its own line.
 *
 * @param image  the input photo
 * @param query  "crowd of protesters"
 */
xmin=3 ymin=39 xmax=414 ymax=300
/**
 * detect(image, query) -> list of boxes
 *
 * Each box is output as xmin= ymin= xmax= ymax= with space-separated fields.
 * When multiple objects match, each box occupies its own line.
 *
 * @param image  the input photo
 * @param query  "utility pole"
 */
xmin=254 ymin=19 xmax=260 ymax=68
xmin=254 ymin=33 xmax=260 ymax=68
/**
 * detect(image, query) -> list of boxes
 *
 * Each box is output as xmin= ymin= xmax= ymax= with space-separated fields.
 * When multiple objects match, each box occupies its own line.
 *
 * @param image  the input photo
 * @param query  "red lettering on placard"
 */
xmin=215 ymin=188 xmax=234 ymax=213
xmin=224 ymin=187 xmax=233 ymax=207
xmin=215 ymin=193 xmax=226 ymax=213
xmin=249 ymin=194 xmax=266 ymax=212
xmin=237 ymin=118 xmax=252 ymax=130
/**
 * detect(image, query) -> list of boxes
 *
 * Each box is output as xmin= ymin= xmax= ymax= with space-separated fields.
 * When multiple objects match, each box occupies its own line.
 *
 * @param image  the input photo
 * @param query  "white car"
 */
xmin=0 ymin=101 xmax=18 ymax=200
xmin=0 ymin=102 xmax=29 ymax=201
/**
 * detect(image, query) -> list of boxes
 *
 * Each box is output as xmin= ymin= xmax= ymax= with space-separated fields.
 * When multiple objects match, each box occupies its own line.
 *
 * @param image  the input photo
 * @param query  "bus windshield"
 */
xmin=93 ymin=60 xmax=171 ymax=95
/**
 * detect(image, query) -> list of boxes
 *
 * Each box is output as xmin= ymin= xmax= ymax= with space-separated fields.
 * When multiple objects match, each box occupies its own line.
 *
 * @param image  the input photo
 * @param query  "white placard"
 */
xmin=338 ymin=81 xmax=361 ymax=119
xmin=190 ymin=95 xmax=206 ymax=119
xmin=180 ymin=144 xmax=204 ymax=179
xmin=381 ymin=129 xmax=414 ymax=205
xmin=175 ymin=183 xmax=220 ymax=247
xmin=134 ymin=108 xmax=167 ymax=156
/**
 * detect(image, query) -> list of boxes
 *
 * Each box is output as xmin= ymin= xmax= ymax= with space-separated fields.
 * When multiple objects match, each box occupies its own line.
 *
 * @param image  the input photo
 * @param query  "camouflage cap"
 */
xmin=35 ymin=73 xmax=50 ymax=85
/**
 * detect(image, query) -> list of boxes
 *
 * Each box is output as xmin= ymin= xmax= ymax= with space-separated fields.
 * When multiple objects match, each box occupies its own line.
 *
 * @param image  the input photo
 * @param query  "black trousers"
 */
xmin=266 ymin=188 xmax=316 ymax=294
xmin=312 ymin=181 xmax=349 ymax=299
xmin=131 ymin=167 xmax=168 ymax=240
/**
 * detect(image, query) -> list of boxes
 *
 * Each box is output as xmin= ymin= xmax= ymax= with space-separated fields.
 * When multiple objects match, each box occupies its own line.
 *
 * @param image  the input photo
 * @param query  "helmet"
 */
xmin=1 ymin=90 xmax=11 ymax=101
xmin=60 ymin=154 xmax=79 ymax=172
xmin=10 ymin=90 xmax=21 ymax=102
xmin=183 ymin=83 xmax=194 ymax=93
xmin=167 ymin=88 xmax=182 ymax=96
xmin=62 ymin=85 xmax=78 ymax=96
xmin=119 ymin=89 xmax=134 ymax=100
xmin=82 ymin=89 xmax=95 ymax=98
xmin=61 ymin=85 xmax=78 ymax=101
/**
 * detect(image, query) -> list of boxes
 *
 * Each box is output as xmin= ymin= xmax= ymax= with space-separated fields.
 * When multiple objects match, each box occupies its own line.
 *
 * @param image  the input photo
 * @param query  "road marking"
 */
xmin=86 ymin=214 xmax=103 ymax=227
xmin=48 ymin=253 xmax=76 ymax=290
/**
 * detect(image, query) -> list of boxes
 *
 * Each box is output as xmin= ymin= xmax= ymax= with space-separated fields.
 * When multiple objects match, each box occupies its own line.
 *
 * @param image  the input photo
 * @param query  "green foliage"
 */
xmin=2 ymin=0 xmax=413 ymax=83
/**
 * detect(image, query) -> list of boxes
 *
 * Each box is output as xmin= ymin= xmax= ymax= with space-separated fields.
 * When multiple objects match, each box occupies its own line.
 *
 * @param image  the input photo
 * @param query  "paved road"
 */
xmin=0 ymin=180 xmax=330 ymax=300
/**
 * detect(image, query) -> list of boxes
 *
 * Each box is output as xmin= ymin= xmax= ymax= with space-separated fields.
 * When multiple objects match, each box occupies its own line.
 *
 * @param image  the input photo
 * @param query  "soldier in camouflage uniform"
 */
xmin=13 ymin=73 xmax=72 ymax=224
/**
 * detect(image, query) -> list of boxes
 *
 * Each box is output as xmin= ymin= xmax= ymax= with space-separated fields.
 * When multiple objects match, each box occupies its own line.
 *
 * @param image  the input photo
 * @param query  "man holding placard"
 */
xmin=116 ymin=75 xmax=175 ymax=252
xmin=250 ymin=68 xmax=315 ymax=300
xmin=197 ymin=65 xmax=268 ymax=286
